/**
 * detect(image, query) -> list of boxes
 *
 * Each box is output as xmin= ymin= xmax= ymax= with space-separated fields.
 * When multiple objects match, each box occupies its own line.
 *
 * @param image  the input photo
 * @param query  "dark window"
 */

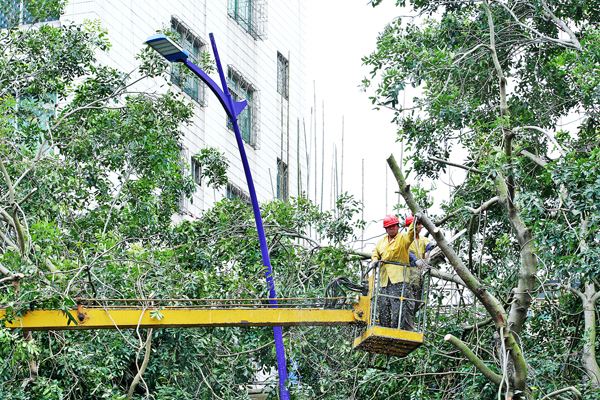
xmin=277 ymin=52 xmax=289 ymax=100
xmin=191 ymin=156 xmax=202 ymax=185
xmin=226 ymin=183 xmax=250 ymax=203
xmin=0 ymin=0 xmax=60 ymax=28
xmin=276 ymin=158 xmax=288 ymax=201
xmin=227 ymin=0 xmax=266 ymax=40
xmin=227 ymin=68 xmax=256 ymax=146
xmin=170 ymin=17 xmax=206 ymax=105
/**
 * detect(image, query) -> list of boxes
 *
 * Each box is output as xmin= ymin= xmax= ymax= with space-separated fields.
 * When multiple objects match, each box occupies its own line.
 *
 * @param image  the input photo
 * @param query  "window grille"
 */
xmin=226 ymin=183 xmax=250 ymax=203
xmin=227 ymin=67 xmax=258 ymax=147
xmin=0 ymin=0 xmax=60 ymax=28
xmin=277 ymin=52 xmax=289 ymax=100
xmin=170 ymin=16 xmax=206 ymax=105
xmin=191 ymin=156 xmax=202 ymax=185
xmin=276 ymin=158 xmax=288 ymax=201
xmin=227 ymin=0 xmax=267 ymax=40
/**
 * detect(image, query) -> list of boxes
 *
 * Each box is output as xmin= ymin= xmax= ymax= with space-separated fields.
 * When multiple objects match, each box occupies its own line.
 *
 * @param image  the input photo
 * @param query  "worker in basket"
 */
xmin=370 ymin=214 xmax=418 ymax=330
xmin=407 ymin=215 xmax=436 ymax=306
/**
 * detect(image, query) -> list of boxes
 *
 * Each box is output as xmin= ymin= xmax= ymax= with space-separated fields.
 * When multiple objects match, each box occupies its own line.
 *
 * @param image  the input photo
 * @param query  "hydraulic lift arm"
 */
xmin=0 ymin=272 xmax=424 ymax=357
xmin=0 ymin=295 xmax=371 ymax=331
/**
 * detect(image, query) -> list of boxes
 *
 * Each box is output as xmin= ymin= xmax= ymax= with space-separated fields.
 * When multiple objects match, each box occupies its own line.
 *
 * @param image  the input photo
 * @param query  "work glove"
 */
xmin=425 ymin=242 xmax=436 ymax=253
xmin=415 ymin=259 xmax=430 ymax=271
xmin=409 ymin=252 xmax=418 ymax=267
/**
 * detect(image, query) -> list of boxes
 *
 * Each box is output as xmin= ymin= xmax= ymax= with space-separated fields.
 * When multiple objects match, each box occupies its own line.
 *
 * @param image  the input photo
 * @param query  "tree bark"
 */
xmin=387 ymin=154 xmax=532 ymax=398
xmin=582 ymin=283 xmax=600 ymax=386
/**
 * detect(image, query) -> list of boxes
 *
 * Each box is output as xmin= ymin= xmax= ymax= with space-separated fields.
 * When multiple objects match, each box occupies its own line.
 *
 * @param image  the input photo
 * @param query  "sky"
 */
xmin=303 ymin=1 xmax=422 ymax=250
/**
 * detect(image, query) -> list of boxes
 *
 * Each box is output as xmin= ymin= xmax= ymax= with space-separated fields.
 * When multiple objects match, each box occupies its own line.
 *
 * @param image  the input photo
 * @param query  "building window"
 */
xmin=276 ymin=158 xmax=288 ymax=201
xmin=227 ymin=0 xmax=267 ymax=40
xmin=227 ymin=67 xmax=256 ymax=146
xmin=277 ymin=52 xmax=289 ymax=100
xmin=226 ymin=183 xmax=250 ymax=203
xmin=191 ymin=156 xmax=202 ymax=185
xmin=170 ymin=17 xmax=206 ymax=105
xmin=0 ymin=0 xmax=60 ymax=28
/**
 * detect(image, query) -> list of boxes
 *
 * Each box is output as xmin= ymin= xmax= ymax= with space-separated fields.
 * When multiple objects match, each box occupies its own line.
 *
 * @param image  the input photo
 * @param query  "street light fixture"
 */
xmin=145 ymin=34 xmax=189 ymax=62
xmin=145 ymin=33 xmax=290 ymax=400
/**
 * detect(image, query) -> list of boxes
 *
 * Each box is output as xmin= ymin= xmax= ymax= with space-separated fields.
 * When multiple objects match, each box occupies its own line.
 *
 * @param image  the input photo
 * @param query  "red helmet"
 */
xmin=383 ymin=215 xmax=400 ymax=228
xmin=405 ymin=215 xmax=415 ymax=227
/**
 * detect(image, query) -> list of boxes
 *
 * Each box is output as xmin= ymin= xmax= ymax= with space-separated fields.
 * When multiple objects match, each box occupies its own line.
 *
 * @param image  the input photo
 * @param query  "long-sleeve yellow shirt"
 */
xmin=409 ymin=236 xmax=431 ymax=259
xmin=371 ymin=222 xmax=415 ymax=287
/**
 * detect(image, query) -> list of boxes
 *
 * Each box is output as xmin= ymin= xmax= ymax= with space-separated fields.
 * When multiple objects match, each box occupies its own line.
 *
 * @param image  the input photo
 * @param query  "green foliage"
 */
xmin=364 ymin=0 xmax=600 ymax=398
xmin=2 ymin=0 xmax=598 ymax=398
xmin=192 ymin=147 xmax=229 ymax=189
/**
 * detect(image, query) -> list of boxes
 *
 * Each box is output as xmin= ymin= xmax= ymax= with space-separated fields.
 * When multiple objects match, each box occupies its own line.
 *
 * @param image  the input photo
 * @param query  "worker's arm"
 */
xmin=401 ymin=219 xmax=416 ymax=250
xmin=371 ymin=238 xmax=382 ymax=261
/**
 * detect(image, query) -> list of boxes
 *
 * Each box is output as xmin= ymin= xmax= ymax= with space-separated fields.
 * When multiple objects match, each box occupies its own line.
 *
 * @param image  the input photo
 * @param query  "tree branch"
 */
xmin=540 ymin=0 xmax=582 ymax=51
xmin=387 ymin=154 xmax=508 ymax=327
xmin=520 ymin=149 xmax=547 ymax=167
xmin=444 ymin=334 xmax=502 ymax=385
xmin=539 ymin=386 xmax=582 ymax=400
xmin=453 ymin=43 xmax=489 ymax=66
xmin=493 ymin=0 xmax=582 ymax=50
xmin=127 ymin=328 xmax=153 ymax=399
xmin=514 ymin=126 xmax=566 ymax=157
xmin=465 ymin=196 xmax=500 ymax=214
xmin=428 ymin=156 xmax=482 ymax=173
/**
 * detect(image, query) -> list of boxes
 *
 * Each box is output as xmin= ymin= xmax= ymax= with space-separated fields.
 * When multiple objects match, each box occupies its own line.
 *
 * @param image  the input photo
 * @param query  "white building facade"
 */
xmin=59 ymin=0 xmax=309 ymax=215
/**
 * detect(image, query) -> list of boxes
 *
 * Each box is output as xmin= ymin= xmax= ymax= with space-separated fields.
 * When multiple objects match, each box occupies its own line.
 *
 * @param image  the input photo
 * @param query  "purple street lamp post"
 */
xmin=145 ymin=33 xmax=290 ymax=400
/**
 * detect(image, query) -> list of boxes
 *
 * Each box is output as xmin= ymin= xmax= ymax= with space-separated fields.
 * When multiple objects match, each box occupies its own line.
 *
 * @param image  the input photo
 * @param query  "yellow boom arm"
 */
xmin=0 ymin=296 xmax=371 ymax=331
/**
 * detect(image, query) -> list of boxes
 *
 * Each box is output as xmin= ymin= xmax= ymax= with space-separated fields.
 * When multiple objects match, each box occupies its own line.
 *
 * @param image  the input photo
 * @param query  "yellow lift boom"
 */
xmin=0 ymin=271 xmax=426 ymax=357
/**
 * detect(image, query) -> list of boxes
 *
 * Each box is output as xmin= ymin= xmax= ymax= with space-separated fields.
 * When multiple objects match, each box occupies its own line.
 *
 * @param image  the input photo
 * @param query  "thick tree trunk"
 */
xmin=582 ymin=283 xmax=600 ymax=387
xmin=496 ymin=175 xmax=537 ymax=337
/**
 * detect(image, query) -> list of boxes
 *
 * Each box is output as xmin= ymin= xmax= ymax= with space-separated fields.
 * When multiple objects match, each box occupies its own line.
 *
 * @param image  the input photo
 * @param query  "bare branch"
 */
xmin=520 ymin=149 xmax=547 ymax=167
xmin=514 ymin=126 xmax=566 ymax=156
xmin=462 ymin=317 xmax=493 ymax=331
xmin=0 ymin=158 xmax=15 ymax=204
xmin=387 ymin=154 xmax=508 ymax=327
xmin=540 ymin=0 xmax=582 ymax=51
xmin=127 ymin=329 xmax=153 ymax=399
xmin=493 ymin=0 xmax=582 ymax=50
xmin=465 ymin=196 xmax=500 ymax=214
xmin=453 ymin=43 xmax=489 ymax=66
xmin=0 ymin=262 xmax=24 ymax=282
xmin=556 ymin=283 xmax=585 ymax=302
xmin=539 ymin=386 xmax=582 ymax=400
xmin=428 ymin=156 xmax=482 ymax=174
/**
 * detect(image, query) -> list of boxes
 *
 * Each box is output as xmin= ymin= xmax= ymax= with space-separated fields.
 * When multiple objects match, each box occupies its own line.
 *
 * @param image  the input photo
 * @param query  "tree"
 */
xmin=364 ymin=0 xmax=599 ymax=398
xmin=0 ymin=5 xmax=371 ymax=399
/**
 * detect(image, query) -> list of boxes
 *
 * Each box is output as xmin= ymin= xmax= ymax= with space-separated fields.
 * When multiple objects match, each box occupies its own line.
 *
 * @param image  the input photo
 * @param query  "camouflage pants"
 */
xmin=378 ymin=282 xmax=419 ymax=330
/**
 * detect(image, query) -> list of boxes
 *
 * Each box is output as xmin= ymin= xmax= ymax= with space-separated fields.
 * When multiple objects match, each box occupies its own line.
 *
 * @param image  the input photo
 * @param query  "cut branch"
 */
xmin=387 ymin=154 xmax=507 ymax=327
